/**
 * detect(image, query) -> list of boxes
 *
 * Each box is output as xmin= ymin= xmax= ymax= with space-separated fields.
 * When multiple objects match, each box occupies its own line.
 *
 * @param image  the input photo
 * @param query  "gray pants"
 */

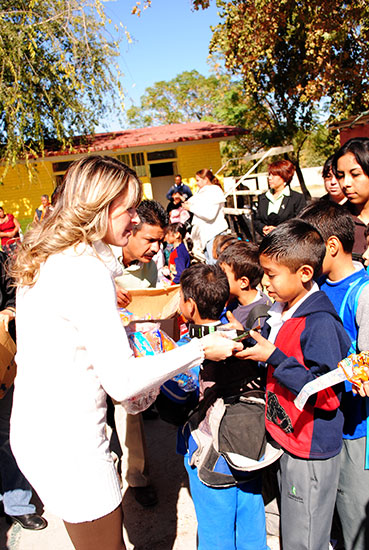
xmin=336 ymin=437 xmax=369 ymax=550
xmin=278 ymin=451 xmax=340 ymax=550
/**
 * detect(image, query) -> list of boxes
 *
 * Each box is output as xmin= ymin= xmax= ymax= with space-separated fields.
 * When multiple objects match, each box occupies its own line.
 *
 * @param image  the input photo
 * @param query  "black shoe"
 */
xmin=132 ymin=485 xmax=158 ymax=508
xmin=6 ymin=513 xmax=48 ymax=530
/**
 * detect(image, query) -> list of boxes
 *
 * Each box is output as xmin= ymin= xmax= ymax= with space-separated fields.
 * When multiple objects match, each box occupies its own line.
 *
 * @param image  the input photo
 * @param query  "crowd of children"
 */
xmin=157 ymin=138 xmax=369 ymax=550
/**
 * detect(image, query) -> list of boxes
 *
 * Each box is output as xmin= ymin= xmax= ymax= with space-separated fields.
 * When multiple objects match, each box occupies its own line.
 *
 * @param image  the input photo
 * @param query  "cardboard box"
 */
xmin=126 ymin=285 xmax=185 ymax=341
xmin=0 ymin=327 xmax=16 ymax=398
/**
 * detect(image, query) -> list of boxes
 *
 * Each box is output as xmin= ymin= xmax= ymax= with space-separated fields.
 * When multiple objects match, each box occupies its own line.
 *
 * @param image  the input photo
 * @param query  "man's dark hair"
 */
xmin=259 ymin=219 xmax=325 ymax=279
xmin=218 ymin=241 xmax=263 ymax=288
xmin=133 ymin=199 xmax=169 ymax=234
xmin=180 ymin=263 xmax=229 ymax=321
xmin=298 ymin=200 xmax=355 ymax=253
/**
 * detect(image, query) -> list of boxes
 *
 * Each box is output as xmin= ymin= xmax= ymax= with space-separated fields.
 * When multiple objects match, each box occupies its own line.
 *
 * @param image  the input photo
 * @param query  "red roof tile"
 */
xmin=44 ymin=122 xmax=247 ymax=157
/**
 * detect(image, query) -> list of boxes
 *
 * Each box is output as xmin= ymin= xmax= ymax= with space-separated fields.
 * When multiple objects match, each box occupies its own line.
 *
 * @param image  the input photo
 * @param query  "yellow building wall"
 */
xmin=176 ymin=141 xmax=224 ymax=191
xmin=0 ymin=161 xmax=55 ymax=231
xmin=0 ymin=139 xmax=225 ymax=231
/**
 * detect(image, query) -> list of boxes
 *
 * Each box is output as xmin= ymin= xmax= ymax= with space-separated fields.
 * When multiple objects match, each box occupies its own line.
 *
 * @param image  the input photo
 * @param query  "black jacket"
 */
xmin=254 ymin=188 xmax=306 ymax=237
xmin=0 ymin=251 xmax=16 ymax=340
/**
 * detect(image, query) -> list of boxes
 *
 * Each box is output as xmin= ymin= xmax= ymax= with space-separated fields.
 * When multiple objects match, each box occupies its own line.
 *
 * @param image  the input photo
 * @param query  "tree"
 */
xmin=192 ymin=0 xmax=369 ymax=193
xmin=193 ymin=0 xmax=369 ymax=119
xmin=0 ymin=0 xmax=125 ymax=165
xmin=126 ymin=68 xmax=338 ymax=187
xmin=126 ymin=70 xmax=232 ymax=127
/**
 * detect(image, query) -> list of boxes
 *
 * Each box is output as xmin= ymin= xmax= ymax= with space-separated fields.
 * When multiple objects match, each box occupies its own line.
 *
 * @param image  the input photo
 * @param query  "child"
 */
xmin=240 ymin=219 xmax=351 ymax=550
xmin=212 ymin=232 xmax=239 ymax=261
xmin=218 ymin=241 xmax=271 ymax=329
xmin=178 ymin=263 xmax=271 ymax=550
xmin=299 ymin=200 xmax=369 ymax=550
xmin=165 ymin=222 xmax=191 ymax=284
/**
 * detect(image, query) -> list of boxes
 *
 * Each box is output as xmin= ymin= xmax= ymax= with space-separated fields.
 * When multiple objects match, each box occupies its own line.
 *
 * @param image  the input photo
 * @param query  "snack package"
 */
xmin=339 ymin=351 xmax=369 ymax=387
xmin=118 ymin=308 xmax=135 ymax=326
xmin=122 ymin=323 xmax=178 ymax=414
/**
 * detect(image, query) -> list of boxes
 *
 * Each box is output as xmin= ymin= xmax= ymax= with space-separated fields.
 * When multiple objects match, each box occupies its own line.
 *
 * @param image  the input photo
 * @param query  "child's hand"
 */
xmin=201 ymin=332 xmax=243 ymax=362
xmin=234 ymin=330 xmax=276 ymax=362
xmin=225 ymin=311 xmax=243 ymax=331
xmin=352 ymin=367 xmax=369 ymax=397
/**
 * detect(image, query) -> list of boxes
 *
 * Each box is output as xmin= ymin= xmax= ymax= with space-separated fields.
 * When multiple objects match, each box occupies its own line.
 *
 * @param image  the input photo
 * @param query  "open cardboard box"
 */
xmin=126 ymin=285 xmax=184 ymax=341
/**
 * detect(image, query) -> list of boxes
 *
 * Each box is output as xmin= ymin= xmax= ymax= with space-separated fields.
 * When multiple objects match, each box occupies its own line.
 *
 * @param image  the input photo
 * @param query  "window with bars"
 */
xmin=117 ymin=152 xmax=146 ymax=177
xmin=117 ymin=154 xmax=131 ymax=167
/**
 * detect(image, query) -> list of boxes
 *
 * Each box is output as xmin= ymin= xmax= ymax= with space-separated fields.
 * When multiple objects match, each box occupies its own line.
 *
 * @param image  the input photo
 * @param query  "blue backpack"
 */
xmin=156 ymin=334 xmax=200 ymax=426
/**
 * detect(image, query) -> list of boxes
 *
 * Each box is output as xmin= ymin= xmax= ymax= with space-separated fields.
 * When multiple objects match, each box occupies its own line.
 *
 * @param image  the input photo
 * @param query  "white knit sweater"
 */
xmin=187 ymin=184 xmax=228 ymax=248
xmin=10 ymin=241 xmax=203 ymax=522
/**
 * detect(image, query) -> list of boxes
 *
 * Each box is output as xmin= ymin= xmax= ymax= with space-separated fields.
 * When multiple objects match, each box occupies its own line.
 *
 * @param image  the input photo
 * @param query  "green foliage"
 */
xmin=192 ymin=0 xmax=369 ymax=150
xmin=0 ymin=0 xmax=123 ymax=165
xmin=126 ymin=70 xmax=231 ymax=127
xmin=300 ymin=125 xmax=340 ymax=167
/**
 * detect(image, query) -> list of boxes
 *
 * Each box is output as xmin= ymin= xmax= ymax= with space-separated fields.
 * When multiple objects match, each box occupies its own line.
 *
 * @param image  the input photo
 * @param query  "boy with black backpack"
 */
xmin=177 ymin=263 xmax=280 ymax=550
xmin=218 ymin=241 xmax=271 ymax=329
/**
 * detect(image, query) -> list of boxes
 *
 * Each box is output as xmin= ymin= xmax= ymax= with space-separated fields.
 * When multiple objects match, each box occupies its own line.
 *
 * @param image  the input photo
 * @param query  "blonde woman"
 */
xmin=9 ymin=156 xmax=241 ymax=550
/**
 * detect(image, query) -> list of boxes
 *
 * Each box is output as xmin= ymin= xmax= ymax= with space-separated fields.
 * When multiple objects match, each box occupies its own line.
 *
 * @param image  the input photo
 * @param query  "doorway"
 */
xmin=149 ymin=162 xmax=176 ymax=207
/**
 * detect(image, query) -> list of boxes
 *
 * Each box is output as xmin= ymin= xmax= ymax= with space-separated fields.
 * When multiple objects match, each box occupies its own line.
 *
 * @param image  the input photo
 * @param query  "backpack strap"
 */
xmin=245 ymin=303 xmax=270 ymax=329
xmin=339 ymin=277 xmax=369 ymax=355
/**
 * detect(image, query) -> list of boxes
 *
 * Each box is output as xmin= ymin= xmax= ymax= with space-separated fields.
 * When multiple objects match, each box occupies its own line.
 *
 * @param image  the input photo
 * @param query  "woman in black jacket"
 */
xmin=253 ymin=159 xmax=306 ymax=239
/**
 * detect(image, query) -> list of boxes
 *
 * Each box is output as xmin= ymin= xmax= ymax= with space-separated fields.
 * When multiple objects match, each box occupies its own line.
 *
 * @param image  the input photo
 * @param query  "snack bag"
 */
xmin=339 ymin=351 xmax=369 ymax=388
xmin=122 ymin=323 xmax=177 ymax=414
xmin=118 ymin=308 xmax=135 ymax=326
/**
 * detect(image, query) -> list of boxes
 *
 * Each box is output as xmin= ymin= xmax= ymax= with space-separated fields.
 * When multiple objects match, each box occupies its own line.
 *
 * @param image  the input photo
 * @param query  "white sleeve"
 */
xmin=68 ymin=257 xmax=203 ymax=402
xmin=188 ymin=189 xmax=225 ymax=222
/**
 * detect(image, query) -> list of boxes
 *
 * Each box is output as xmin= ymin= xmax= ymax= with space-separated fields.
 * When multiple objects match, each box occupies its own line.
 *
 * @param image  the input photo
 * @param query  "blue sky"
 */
xmin=99 ymin=0 xmax=221 ymax=131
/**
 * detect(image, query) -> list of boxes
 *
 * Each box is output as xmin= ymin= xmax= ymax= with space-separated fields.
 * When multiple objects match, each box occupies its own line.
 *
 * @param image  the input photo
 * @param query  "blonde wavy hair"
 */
xmin=12 ymin=155 xmax=142 ymax=287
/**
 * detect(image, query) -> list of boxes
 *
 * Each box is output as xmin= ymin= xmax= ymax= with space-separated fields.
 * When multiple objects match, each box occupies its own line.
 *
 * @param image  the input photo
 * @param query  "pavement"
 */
xmin=0 ymin=417 xmax=280 ymax=550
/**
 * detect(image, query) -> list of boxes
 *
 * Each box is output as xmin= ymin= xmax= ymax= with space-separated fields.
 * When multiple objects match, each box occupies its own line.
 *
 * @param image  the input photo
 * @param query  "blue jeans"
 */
xmin=0 ymin=387 xmax=35 ymax=515
xmin=185 ymin=455 xmax=268 ymax=550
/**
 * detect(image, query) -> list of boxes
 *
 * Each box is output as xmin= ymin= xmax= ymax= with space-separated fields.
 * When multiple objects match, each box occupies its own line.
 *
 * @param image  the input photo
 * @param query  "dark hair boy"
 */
xmin=178 ymin=262 xmax=269 ymax=550
xmin=239 ymin=218 xmax=351 ymax=550
xmin=180 ymin=263 xmax=229 ymax=322
xmin=218 ymin=241 xmax=271 ymax=329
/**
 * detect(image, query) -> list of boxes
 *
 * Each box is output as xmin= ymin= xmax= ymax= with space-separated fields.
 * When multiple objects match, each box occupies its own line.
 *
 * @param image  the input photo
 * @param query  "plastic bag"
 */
xmin=122 ymin=323 xmax=177 ymax=414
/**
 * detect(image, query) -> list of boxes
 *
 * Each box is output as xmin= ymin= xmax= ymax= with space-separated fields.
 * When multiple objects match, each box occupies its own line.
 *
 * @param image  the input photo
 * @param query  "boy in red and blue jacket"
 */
xmin=240 ymin=219 xmax=351 ymax=550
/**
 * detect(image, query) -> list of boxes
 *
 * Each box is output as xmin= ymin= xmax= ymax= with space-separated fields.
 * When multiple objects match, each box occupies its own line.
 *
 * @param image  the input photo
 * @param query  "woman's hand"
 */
xmin=115 ymin=286 xmax=132 ymax=308
xmin=234 ymin=330 xmax=276 ymax=362
xmin=201 ymin=332 xmax=243 ymax=361
xmin=182 ymin=201 xmax=191 ymax=211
